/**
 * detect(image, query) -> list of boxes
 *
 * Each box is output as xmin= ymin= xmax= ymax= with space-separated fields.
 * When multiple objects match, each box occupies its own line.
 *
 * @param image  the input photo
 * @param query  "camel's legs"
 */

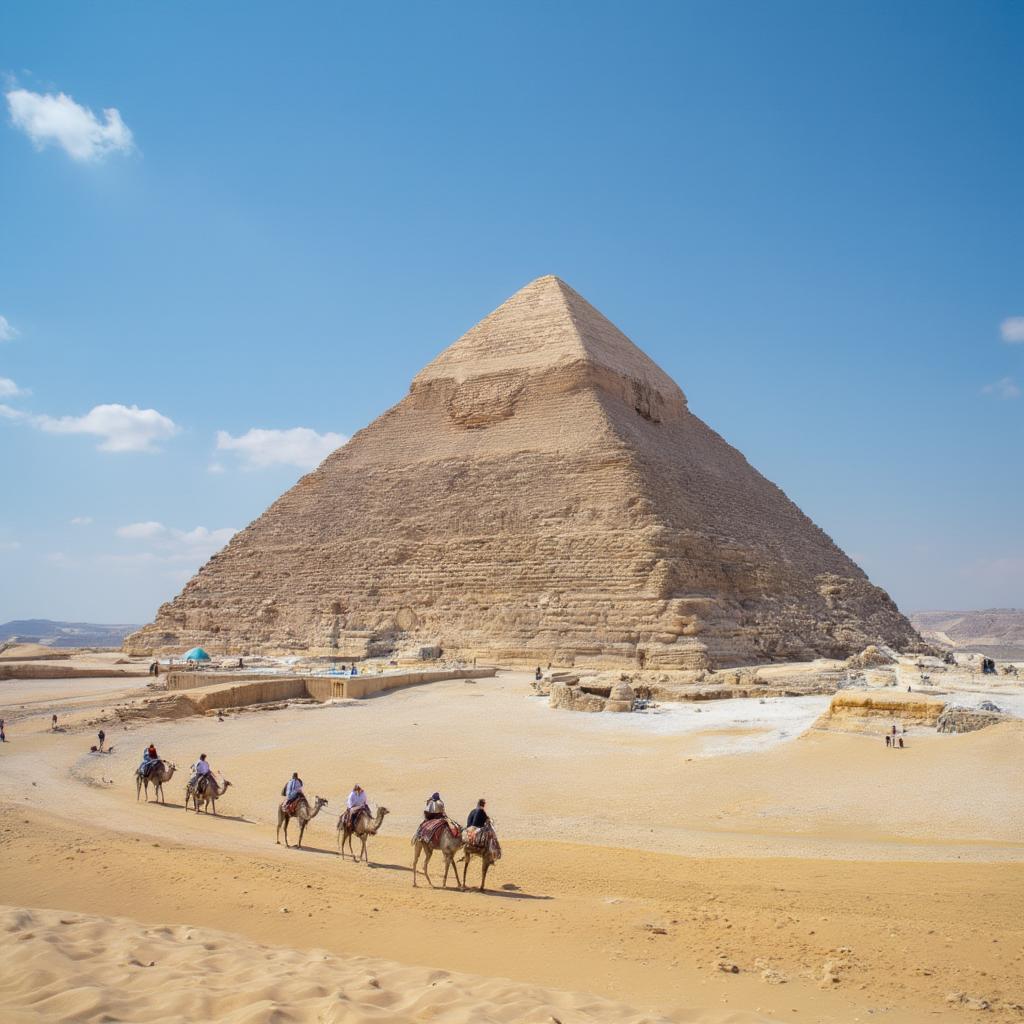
xmin=297 ymin=820 xmax=306 ymax=849
xmin=360 ymin=834 xmax=368 ymax=862
xmin=136 ymin=775 xmax=142 ymax=801
xmin=480 ymin=858 xmax=489 ymax=892
xmin=421 ymin=847 xmax=434 ymax=887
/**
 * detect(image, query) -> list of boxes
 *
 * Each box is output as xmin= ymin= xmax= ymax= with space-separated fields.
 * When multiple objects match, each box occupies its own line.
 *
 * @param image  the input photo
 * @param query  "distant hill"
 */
xmin=910 ymin=609 xmax=1024 ymax=661
xmin=0 ymin=619 xmax=141 ymax=649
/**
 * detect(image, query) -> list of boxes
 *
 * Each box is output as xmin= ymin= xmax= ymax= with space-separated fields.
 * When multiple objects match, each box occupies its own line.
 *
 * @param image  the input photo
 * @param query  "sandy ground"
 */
xmin=1 ymin=667 xmax=1023 ymax=1022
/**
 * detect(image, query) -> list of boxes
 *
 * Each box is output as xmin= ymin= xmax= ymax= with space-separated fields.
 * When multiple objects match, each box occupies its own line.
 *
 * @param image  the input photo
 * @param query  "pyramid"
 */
xmin=128 ymin=276 xmax=921 ymax=668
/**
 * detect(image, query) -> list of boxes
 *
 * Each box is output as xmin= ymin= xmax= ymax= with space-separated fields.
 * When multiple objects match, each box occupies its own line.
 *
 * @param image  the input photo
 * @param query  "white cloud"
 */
xmin=6 ymin=88 xmax=134 ymax=162
xmin=117 ymin=521 xmax=167 ymax=540
xmin=35 ymin=403 xmax=179 ymax=452
xmin=981 ymin=377 xmax=1021 ymax=400
xmin=207 ymin=461 xmax=225 ymax=475
xmin=216 ymin=426 xmax=346 ymax=470
xmin=0 ymin=403 xmax=26 ymax=420
xmin=0 ymin=377 xmax=29 ymax=398
xmin=70 ymin=516 xmax=93 ymax=526
xmin=1000 ymin=317 xmax=1024 ymax=344
xmin=102 ymin=523 xmax=236 ymax=577
xmin=0 ymin=315 xmax=17 ymax=342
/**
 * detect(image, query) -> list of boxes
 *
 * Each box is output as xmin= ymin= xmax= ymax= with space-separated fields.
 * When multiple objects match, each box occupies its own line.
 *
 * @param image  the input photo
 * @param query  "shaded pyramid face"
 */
xmin=128 ymin=276 xmax=920 ymax=667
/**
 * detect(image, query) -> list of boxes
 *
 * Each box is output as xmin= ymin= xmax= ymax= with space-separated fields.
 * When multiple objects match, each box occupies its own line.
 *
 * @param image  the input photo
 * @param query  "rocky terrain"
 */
xmin=911 ymin=608 xmax=1024 ymax=660
xmin=0 ymin=619 xmax=139 ymax=649
xmin=129 ymin=276 xmax=923 ymax=668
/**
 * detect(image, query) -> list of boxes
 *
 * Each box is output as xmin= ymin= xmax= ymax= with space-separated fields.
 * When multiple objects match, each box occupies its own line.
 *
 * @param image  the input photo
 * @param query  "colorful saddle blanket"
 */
xmin=465 ymin=826 xmax=502 ymax=861
xmin=281 ymin=796 xmax=307 ymax=815
xmin=415 ymin=818 xmax=460 ymax=845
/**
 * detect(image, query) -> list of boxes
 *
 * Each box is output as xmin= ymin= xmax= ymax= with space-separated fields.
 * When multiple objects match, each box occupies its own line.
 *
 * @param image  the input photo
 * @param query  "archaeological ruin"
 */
xmin=127 ymin=275 xmax=922 ymax=668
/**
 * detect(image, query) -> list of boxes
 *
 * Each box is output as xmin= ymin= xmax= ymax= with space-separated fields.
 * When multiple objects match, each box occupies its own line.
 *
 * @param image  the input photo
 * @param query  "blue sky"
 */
xmin=0 ymin=1 xmax=1021 ymax=624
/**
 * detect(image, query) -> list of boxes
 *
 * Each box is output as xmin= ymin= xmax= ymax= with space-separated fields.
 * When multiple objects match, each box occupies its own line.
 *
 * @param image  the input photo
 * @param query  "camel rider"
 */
xmin=190 ymin=753 xmax=213 ymax=793
xmin=345 ymin=784 xmax=368 ymax=826
xmin=467 ymin=798 xmax=490 ymax=830
xmin=139 ymin=743 xmax=159 ymax=778
xmin=282 ymin=772 xmax=305 ymax=810
xmin=466 ymin=798 xmax=491 ymax=846
xmin=424 ymin=792 xmax=446 ymax=821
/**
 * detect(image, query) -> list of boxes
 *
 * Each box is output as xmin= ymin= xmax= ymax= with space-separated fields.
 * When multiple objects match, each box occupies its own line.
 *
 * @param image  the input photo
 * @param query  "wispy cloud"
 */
xmin=70 ymin=516 xmax=93 ymax=526
xmin=106 ymin=522 xmax=237 ymax=574
xmin=207 ymin=461 xmax=225 ymax=475
xmin=0 ymin=540 xmax=22 ymax=553
xmin=981 ymin=377 xmax=1021 ymax=401
xmin=117 ymin=521 xmax=167 ymax=540
xmin=0 ymin=377 xmax=29 ymax=398
xmin=0 ymin=315 xmax=17 ymax=342
xmin=215 ymin=426 xmax=346 ymax=470
xmin=34 ymin=403 xmax=179 ymax=452
xmin=0 ymin=404 xmax=26 ymax=420
xmin=6 ymin=88 xmax=134 ymax=162
xmin=1000 ymin=317 xmax=1024 ymax=344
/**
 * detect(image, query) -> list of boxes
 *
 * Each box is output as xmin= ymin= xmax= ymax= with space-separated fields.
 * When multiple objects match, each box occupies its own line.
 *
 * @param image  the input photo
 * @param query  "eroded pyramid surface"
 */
xmin=128 ymin=276 xmax=920 ymax=667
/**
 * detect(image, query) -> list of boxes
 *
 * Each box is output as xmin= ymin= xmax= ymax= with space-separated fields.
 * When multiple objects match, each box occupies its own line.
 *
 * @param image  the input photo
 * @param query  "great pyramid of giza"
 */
xmin=128 ymin=276 xmax=921 ymax=668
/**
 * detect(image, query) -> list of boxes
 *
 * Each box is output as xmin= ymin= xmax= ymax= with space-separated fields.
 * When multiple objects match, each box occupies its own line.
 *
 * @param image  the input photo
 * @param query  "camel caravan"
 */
xmin=134 ymin=751 xmax=503 ymax=891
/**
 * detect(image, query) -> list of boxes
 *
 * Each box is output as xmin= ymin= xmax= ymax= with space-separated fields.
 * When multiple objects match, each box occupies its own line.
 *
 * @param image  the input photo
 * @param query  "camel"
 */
xmin=337 ymin=806 xmax=389 ymax=862
xmin=135 ymin=761 xmax=176 ymax=804
xmin=276 ymin=795 xmax=328 ymax=849
xmin=185 ymin=774 xmax=232 ymax=814
xmin=411 ymin=820 xmax=464 ymax=889
xmin=460 ymin=830 xmax=500 ymax=892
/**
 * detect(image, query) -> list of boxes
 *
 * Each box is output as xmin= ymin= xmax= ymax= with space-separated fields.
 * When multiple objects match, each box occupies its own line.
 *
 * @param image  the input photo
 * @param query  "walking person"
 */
xmin=97 ymin=728 xmax=106 ymax=752
xmin=51 ymin=714 xmax=58 ymax=731
xmin=885 ymin=734 xmax=891 ymax=748
xmin=1 ymin=718 xmax=6 ymax=742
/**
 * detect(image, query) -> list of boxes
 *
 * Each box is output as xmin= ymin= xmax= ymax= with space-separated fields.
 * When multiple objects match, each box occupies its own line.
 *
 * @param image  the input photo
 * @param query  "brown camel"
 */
xmin=461 ymin=830 xmax=500 ymax=892
xmin=136 ymin=761 xmax=175 ymax=804
xmin=185 ymin=774 xmax=232 ymax=814
xmin=337 ymin=806 xmax=389 ymax=862
xmin=276 ymin=795 xmax=328 ymax=848
xmin=411 ymin=821 xmax=464 ymax=889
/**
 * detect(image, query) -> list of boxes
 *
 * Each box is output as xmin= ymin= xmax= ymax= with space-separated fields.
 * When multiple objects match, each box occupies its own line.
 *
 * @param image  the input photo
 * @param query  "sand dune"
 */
xmin=1 ymin=905 xmax=769 ymax=1024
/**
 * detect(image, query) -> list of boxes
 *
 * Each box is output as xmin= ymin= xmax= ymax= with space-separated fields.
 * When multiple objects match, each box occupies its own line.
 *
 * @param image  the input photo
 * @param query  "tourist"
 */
xmin=0 ymin=718 xmax=6 ymax=742
xmin=51 ymin=713 xmax=58 ymax=731
xmin=97 ymin=728 xmax=105 ymax=752
xmin=467 ymin=798 xmax=490 ymax=830
xmin=349 ymin=664 xmax=358 ymax=676
xmin=189 ymin=753 xmax=214 ymax=793
xmin=282 ymin=772 xmax=304 ymax=806
xmin=535 ymin=666 xmax=542 ymax=681
xmin=885 ymin=734 xmax=891 ymax=748
xmin=424 ymin=792 xmax=446 ymax=820
xmin=344 ymin=783 xmax=368 ymax=827
xmin=139 ymin=743 xmax=159 ymax=778
xmin=898 ymin=736 xmax=905 ymax=749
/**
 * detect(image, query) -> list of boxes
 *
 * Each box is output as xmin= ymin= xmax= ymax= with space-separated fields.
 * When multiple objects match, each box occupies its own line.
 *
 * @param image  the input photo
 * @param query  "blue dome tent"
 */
xmin=183 ymin=647 xmax=211 ymax=662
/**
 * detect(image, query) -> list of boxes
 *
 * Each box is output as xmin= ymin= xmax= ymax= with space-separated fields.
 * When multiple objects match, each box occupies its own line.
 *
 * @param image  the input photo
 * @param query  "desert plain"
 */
xmin=1 ymin=652 xmax=1023 ymax=1024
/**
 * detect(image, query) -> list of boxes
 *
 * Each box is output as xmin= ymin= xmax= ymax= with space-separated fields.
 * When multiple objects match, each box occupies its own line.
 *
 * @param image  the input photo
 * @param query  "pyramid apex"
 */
xmin=414 ymin=277 xmax=686 ymax=408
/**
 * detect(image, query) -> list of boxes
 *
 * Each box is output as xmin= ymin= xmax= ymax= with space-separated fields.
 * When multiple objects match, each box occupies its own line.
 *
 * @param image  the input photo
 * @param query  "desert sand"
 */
xmin=1 ymin=661 xmax=1023 ymax=1022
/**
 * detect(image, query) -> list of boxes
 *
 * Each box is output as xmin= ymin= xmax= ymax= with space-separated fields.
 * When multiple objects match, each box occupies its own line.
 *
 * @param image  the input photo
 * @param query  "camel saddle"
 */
xmin=281 ymin=795 xmax=307 ymax=816
xmin=343 ymin=805 xmax=370 ymax=828
xmin=415 ymin=818 xmax=460 ymax=845
xmin=465 ymin=825 xmax=502 ymax=861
